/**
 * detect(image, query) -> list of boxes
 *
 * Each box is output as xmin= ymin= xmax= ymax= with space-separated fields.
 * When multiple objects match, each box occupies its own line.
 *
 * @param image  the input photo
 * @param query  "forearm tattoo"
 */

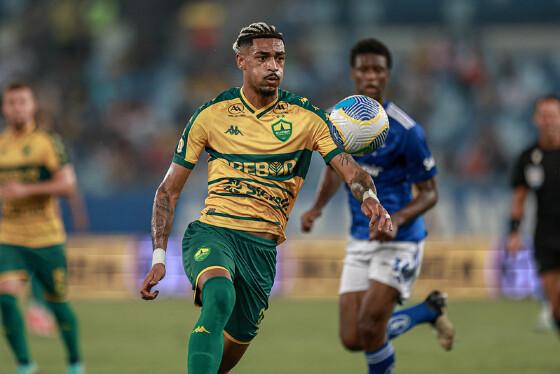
xmin=338 ymin=153 xmax=352 ymax=167
xmin=349 ymin=167 xmax=376 ymax=202
xmin=151 ymin=186 xmax=174 ymax=250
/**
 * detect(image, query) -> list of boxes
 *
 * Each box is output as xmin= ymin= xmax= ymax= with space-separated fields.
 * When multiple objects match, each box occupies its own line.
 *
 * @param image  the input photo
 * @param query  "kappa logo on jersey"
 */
xmin=271 ymin=119 xmax=292 ymax=142
xmin=225 ymin=125 xmax=243 ymax=136
xmin=273 ymin=101 xmax=289 ymax=114
xmin=194 ymin=247 xmax=211 ymax=262
xmin=192 ymin=326 xmax=211 ymax=334
xmin=227 ymin=103 xmax=245 ymax=116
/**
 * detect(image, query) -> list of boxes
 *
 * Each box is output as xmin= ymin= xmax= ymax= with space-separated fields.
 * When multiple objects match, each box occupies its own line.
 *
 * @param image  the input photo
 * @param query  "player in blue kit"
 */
xmin=302 ymin=39 xmax=454 ymax=373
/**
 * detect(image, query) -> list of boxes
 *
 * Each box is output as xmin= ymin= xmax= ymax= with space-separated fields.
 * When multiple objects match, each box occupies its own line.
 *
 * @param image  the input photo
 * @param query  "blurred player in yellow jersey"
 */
xmin=0 ymin=82 xmax=83 ymax=374
xmin=140 ymin=22 xmax=393 ymax=373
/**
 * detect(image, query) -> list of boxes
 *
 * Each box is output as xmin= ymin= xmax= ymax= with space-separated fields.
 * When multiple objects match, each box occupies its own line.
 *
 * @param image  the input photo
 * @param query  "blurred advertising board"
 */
xmin=66 ymin=235 xmax=136 ymax=299
xmin=65 ymin=235 xmax=535 ymax=300
xmin=279 ymin=237 xmax=497 ymax=299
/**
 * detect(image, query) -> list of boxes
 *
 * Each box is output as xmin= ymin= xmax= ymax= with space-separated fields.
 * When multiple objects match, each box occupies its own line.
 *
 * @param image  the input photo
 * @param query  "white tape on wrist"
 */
xmin=362 ymin=189 xmax=379 ymax=203
xmin=152 ymin=248 xmax=166 ymax=267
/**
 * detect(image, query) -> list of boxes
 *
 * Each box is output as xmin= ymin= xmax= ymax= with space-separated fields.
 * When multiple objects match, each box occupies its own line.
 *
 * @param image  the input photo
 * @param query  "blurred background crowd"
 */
xmin=0 ymin=0 xmax=559 ymax=236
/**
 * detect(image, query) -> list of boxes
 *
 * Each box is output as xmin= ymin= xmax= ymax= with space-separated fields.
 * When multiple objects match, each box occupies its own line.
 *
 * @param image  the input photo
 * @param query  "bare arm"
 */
xmin=510 ymin=186 xmax=528 ymax=221
xmin=301 ymin=166 xmax=343 ymax=232
xmin=507 ymin=186 xmax=529 ymax=254
xmin=67 ymin=188 xmax=89 ymax=232
xmin=141 ymin=163 xmax=192 ymax=300
xmin=328 ymin=153 xmax=392 ymax=234
xmin=329 ymin=153 xmax=377 ymax=201
xmin=0 ymin=165 xmax=76 ymax=200
xmin=151 ymin=163 xmax=192 ymax=251
xmin=373 ymin=177 xmax=438 ymax=241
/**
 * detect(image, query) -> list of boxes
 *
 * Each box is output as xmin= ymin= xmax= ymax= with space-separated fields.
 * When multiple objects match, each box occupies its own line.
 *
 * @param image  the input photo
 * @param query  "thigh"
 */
xmin=182 ymin=221 xmax=236 ymax=305
xmin=30 ymin=244 xmax=68 ymax=302
xmin=0 ymin=244 xmax=30 ymax=283
xmin=369 ymin=241 xmax=424 ymax=302
xmin=339 ymin=239 xmax=371 ymax=295
xmin=224 ymin=233 xmax=276 ymax=344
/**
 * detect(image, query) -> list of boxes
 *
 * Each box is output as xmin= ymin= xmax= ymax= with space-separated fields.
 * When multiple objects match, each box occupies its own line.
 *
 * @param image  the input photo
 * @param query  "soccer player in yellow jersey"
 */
xmin=0 ymin=83 xmax=83 ymax=374
xmin=140 ymin=22 xmax=393 ymax=373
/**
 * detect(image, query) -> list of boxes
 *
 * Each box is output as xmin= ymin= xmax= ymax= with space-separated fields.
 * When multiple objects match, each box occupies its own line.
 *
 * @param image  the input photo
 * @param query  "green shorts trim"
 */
xmin=0 ymin=243 xmax=68 ymax=302
xmin=182 ymin=220 xmax=276 ymax=343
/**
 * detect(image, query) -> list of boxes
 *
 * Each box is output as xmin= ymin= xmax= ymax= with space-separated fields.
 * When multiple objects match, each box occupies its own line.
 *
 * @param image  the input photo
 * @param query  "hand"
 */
xmin=0 ymin=182 xmax=31 ymax=200
xmin=361 ymin=197 xmax=393 ymax=237
xmin=301 ymin=208 xmax=322 ymax=232
xmin=140 ymin=263 xmax=166 ymax=300
xmin=506 ymin=232 xmax=523 ymax=255
xmin=370 ymin=216 xmax=399 ymax=241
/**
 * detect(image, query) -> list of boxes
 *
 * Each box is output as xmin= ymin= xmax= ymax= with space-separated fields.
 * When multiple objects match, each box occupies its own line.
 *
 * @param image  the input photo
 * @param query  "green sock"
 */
xmin=188 ymin=277 xmax=236 ymax=374
xmin=0 ymin=294 xmax=30 ymax=364
xmin=47 ymin=301 xmax=81 ymax=364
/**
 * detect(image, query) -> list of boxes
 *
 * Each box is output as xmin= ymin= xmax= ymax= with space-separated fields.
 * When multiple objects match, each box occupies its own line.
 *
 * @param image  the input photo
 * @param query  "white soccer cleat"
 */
xmin=425 ymin=290 xmax=455 ymax=351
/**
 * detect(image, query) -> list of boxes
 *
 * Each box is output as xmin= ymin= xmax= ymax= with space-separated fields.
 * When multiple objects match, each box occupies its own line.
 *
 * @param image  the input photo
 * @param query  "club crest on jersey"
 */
xmin=228 ymin=103 xmax=245 ymax=116
xmin=22 ymin=144 xmax=31 ymax=157
xmin=271 ymin=119 xmax=292 ymax=142
xmin=194 ymin=247 xmax=211 ymax=262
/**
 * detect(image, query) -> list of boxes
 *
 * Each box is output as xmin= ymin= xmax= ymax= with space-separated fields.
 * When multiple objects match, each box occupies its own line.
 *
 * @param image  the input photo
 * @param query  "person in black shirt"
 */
xmin=508 ymin=94 xmax=560 ymax=336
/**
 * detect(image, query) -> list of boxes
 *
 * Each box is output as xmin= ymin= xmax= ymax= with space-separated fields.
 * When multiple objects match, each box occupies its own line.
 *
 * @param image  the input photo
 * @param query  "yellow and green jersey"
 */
xmin=0 ymin=125 xmax=69 ymax=247
xmin=173 ymin=87 xmax=342 ymax=243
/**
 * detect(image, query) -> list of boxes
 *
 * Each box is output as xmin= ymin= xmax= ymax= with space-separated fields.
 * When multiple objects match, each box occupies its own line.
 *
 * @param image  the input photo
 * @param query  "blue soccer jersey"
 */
xmin=345 ymin=101 xmax=437 ymax=242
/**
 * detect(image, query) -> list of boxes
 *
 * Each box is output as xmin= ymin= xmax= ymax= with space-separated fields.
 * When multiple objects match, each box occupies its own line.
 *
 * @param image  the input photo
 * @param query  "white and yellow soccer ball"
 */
xmin=328 ymin=95 xmax=389 ymax=155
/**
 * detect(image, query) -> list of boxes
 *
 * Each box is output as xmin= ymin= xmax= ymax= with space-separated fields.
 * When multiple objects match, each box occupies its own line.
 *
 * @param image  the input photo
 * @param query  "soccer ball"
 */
xmin=328 ymin=95 xmax=389 ymax=155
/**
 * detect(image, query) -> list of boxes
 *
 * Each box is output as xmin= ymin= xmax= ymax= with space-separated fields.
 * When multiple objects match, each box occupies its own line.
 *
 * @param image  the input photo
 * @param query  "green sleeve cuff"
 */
xmin=172 ymin=154 xmax=196 ymax=169
xmin=322 ymin=148 xmax=342 ymax=164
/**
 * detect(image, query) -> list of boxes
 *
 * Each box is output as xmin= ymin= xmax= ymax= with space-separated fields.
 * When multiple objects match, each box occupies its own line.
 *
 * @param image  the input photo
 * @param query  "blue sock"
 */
xmin=365 ymin=341 xmax=395 ymax=374
xmin=387 ymin=302 xmax=438 ymax=340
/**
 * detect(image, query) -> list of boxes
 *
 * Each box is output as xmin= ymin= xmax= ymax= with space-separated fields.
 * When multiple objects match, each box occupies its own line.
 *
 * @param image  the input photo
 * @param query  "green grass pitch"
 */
xmin=1 ymin=298 xmax=557 ymax=373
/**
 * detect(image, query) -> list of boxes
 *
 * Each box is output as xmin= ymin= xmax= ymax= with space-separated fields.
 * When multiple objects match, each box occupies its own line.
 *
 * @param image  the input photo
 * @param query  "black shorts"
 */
xmin=534 ymin=245 xmax=560 ymax=274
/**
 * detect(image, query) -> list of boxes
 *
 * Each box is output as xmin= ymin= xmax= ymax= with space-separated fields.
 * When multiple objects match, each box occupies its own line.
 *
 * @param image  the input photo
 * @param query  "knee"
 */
xmin=339 ymin=328 xmax=362 ymax=351
xmin=340 ymin=335 xmax=362 ymax=351
xmin=201 ymin=277 xmax=235 ymax=317
xmin=358 ymin=309 xmax=388 ymax=343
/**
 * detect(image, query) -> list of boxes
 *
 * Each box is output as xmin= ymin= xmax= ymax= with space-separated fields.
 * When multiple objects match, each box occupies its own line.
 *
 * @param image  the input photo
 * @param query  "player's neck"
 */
xmin=241 ymin=86 xmax=278 ymax=110
xmin=9 ymin=121 xmax=35 ymax=136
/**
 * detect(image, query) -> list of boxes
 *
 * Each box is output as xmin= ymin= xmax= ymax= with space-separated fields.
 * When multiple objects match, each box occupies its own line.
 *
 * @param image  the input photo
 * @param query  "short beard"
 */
xmin=258 ymin=86 xmax=277 ymax=97
xmin=12 ymin=121 xmax=26 ymax=131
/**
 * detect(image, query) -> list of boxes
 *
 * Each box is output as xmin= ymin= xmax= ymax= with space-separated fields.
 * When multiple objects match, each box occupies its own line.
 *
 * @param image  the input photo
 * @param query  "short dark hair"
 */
xmin=233 ymin=22 xmax=284 ymax=53
xmin=534 ymin=94 xmax=560 ymax=111
xmin=3 ymin=81 xmax=34 ymax=94
xmin=350 ymin=38 xmax=392 ymax=69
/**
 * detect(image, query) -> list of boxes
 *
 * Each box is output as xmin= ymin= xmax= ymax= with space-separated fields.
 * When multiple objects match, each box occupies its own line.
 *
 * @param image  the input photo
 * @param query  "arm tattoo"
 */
xmin=338 ymin=153 xmax=352 ymax=167
xmin=151 ymin=186 xmax=174 ymax=250
xmin=349 ymin=167 xmax=376 ymax=202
